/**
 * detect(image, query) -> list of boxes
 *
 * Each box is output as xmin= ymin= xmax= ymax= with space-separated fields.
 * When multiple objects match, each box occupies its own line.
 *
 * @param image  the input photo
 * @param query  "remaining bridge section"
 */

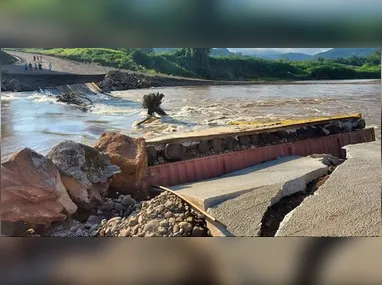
xmin=276 ymin=141 xmax=381 ymax=237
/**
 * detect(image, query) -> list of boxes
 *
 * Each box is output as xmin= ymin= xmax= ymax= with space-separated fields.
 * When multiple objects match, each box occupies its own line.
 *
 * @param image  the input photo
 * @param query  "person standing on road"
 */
xmin=28 ymin=62 xmax=32 ymax=70
xmin=24 ymin=63 xmax=28 ymax=71
xmin=48 ymin=63 xmax=52 ymax=71
xmin=34 ymin=62 xmax=38 ymax=69
xmin=38 ymin=63 xmax=42 ymax=71
xmin=33 ymin=55 xmax=36 ymax=61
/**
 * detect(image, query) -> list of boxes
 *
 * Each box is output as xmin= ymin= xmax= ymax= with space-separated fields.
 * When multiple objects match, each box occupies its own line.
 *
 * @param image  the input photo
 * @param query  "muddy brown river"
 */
xmin=1 ymin=79 xmax=380 ymax=162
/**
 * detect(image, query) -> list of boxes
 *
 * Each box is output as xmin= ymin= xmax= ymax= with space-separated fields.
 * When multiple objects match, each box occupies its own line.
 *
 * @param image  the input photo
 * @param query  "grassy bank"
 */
xmin=7 ymin=48 xmax=381 ymax=81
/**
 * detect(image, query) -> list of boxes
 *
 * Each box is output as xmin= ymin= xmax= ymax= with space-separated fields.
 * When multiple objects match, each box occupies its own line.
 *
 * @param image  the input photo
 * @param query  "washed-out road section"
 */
xmin=172 ymin=156 xmax=329 ymax=236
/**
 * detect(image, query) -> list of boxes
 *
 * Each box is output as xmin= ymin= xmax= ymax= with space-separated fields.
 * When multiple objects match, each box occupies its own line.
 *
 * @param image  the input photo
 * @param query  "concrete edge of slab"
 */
xmin=206 ymin=166 xmax=329 ymax=237
xmin=275 ymin=164 xmax=342 ymax=237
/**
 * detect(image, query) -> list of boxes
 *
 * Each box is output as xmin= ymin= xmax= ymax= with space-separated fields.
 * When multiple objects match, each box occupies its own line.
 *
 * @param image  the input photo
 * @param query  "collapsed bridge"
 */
xmin=141 ymin=113 xmax=375 ymax=188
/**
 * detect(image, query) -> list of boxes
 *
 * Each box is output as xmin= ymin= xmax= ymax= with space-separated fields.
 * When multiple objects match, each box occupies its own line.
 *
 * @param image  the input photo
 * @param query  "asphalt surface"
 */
xmin=172 ymin=156 xmax=329 ymax=236
xmin=276 ymin=141 xmax=381 ymax=237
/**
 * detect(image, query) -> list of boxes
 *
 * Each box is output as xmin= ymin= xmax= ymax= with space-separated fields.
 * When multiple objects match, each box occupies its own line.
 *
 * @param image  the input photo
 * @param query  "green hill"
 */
xmin=314 ymin=48 xmax=378 ymax=59
xmin=12 ymin=48 xmax=381 ymax=81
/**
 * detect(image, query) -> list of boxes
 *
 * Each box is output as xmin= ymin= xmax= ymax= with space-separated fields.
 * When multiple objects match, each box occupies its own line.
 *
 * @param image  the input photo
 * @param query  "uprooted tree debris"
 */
xmin=142 ymin=92 xmax=167 ymax=117
xmin=57 ymin=91 xmax=93 ymax=111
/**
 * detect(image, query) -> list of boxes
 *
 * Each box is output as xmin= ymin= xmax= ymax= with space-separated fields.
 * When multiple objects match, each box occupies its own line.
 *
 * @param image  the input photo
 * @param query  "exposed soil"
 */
xmin=259 ymin=165 xmax=336 ymax=237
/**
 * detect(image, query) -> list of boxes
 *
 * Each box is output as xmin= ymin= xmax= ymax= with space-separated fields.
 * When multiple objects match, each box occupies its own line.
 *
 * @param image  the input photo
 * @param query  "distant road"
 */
xmin=1 ymin=50 xmax=113 ymax=75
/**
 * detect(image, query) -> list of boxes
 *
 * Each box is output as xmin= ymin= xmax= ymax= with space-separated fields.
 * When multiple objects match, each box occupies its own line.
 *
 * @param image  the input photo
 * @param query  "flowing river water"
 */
xmin=1 ymin=80 xmax=380 ymax=162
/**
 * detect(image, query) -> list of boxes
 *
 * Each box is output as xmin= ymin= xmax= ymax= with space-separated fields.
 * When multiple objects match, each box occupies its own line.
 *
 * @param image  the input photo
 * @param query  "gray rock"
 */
xmin=164 ymin=211 xmax=173 ymax=218
xmin=114 ymin=203 xmax=125 ymax=212
xmin=158 ymin=226 xmax=168 ymax=234
xmin=164 ymin=200 xmax=174 ymax=209
xmin=47 ymin=140 xmax=120 ymax=187
xmin=155 ymin=205 xmax=165 ymax=213
xmin=89 ymin=224 xmax=99 ymax=233
xmin=101 ymin=202 xmax=114 ymax=212
xmin=179 ymin=222 xmax=192 ymax=233
xmin=121 ymin=195 xmax=135 ymax=207
xmin=144 ymin=219 xmax=160 ymax=232
xmin=191 ymin=226 xmax=205 ymax=237
xmin=173 ymin=224 xmax=180 ymax=233
xmin=125 ymin=205 xmax=133 ymax=216
xmin=86 ymin=215 xmax=104 ymax=226
xmin=169 ymin=217 xmax=176 ymax=225
xmin=175 ymin=217 xmax=183 ymax=222
xmin=159 ymin=220 xmax=169 ymax=227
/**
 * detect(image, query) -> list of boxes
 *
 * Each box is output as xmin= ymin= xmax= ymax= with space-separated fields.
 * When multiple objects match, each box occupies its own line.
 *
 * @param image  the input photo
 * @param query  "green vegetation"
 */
xmin=9 ymin=48 xmax=381 ymax=81
xmin=0 ymin=50 xmax=18 ymax=65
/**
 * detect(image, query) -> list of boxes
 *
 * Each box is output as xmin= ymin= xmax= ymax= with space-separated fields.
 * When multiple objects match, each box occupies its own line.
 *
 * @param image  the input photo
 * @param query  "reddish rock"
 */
xmin=1 ymin=148 xmax=77 ymax=226
xmin=47 ymin=141 xmax=120 ymax=209
xmin=94 ymin=132 xmax=148 ymax=199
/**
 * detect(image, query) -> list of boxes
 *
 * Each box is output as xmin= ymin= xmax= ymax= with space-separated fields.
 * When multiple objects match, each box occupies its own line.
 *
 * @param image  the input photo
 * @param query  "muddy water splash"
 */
xmin=1 ymin=80 xmax=380 ymax=162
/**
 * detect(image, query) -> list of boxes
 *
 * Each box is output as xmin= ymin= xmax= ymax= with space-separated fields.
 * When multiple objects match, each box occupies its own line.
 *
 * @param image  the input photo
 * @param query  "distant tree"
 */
xmin=317 ymin=57 xmax=325 ymax=62
xmin=115 ymin=48 xmax=154 ymax=54
xmin=366 ymin=50 xmax=381 ymax=65
xmin=184 ymin=48 xmax=211 ymax=67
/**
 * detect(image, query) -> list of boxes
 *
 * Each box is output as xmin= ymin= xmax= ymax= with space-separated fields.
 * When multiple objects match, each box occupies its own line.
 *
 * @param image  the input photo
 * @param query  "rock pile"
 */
xmin=1 ymin=132 xmax=212 ymax=237
xmin=42 ymin=191 xmax=210 ymax=237
xmin=96 ymin=191 xmax=210 ymax=237
xmin=98 ymin=70 xmax=161 ymax=92
xmin=40 ymin=193 xmax=137 ymax=237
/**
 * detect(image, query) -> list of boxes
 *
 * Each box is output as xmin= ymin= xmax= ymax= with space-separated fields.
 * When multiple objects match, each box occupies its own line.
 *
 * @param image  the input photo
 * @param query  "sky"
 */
xmin=228 ymin=48 xmax=332 ymax=55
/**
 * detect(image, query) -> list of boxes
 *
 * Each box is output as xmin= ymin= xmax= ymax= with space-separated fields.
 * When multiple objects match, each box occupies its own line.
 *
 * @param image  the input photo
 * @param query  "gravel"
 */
xmin=42 ymin=191 xmax=211 ymax=237
xmin=96 ymin=191 xmax=211 ymax=237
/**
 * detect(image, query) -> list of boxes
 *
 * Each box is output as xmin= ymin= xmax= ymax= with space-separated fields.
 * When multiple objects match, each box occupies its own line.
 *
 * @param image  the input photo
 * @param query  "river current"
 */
xmin=1 ymin=80 xmax=380 ymax=162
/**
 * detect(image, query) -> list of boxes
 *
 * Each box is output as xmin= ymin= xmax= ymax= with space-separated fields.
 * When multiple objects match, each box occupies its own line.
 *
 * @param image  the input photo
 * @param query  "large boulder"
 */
xmin=1 ymin=148 xmax=77 ymax=227
xmin=47 ymin=141 xmax=120 ymax=209
xmin=94 ymin=132 xmax=148 ymax=199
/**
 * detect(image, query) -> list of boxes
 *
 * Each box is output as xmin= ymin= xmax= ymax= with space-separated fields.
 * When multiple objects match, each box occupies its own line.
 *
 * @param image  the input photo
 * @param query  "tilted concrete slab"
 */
xmin=172 ymin=156 xmax=329 ymax=236
xmin=172 ymin=156 xmax=328 ymax=210
xmin=276 ymin=141 xmax=381 ymax=237
xmin=207 ymin=183 xmax=286 ymax=236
